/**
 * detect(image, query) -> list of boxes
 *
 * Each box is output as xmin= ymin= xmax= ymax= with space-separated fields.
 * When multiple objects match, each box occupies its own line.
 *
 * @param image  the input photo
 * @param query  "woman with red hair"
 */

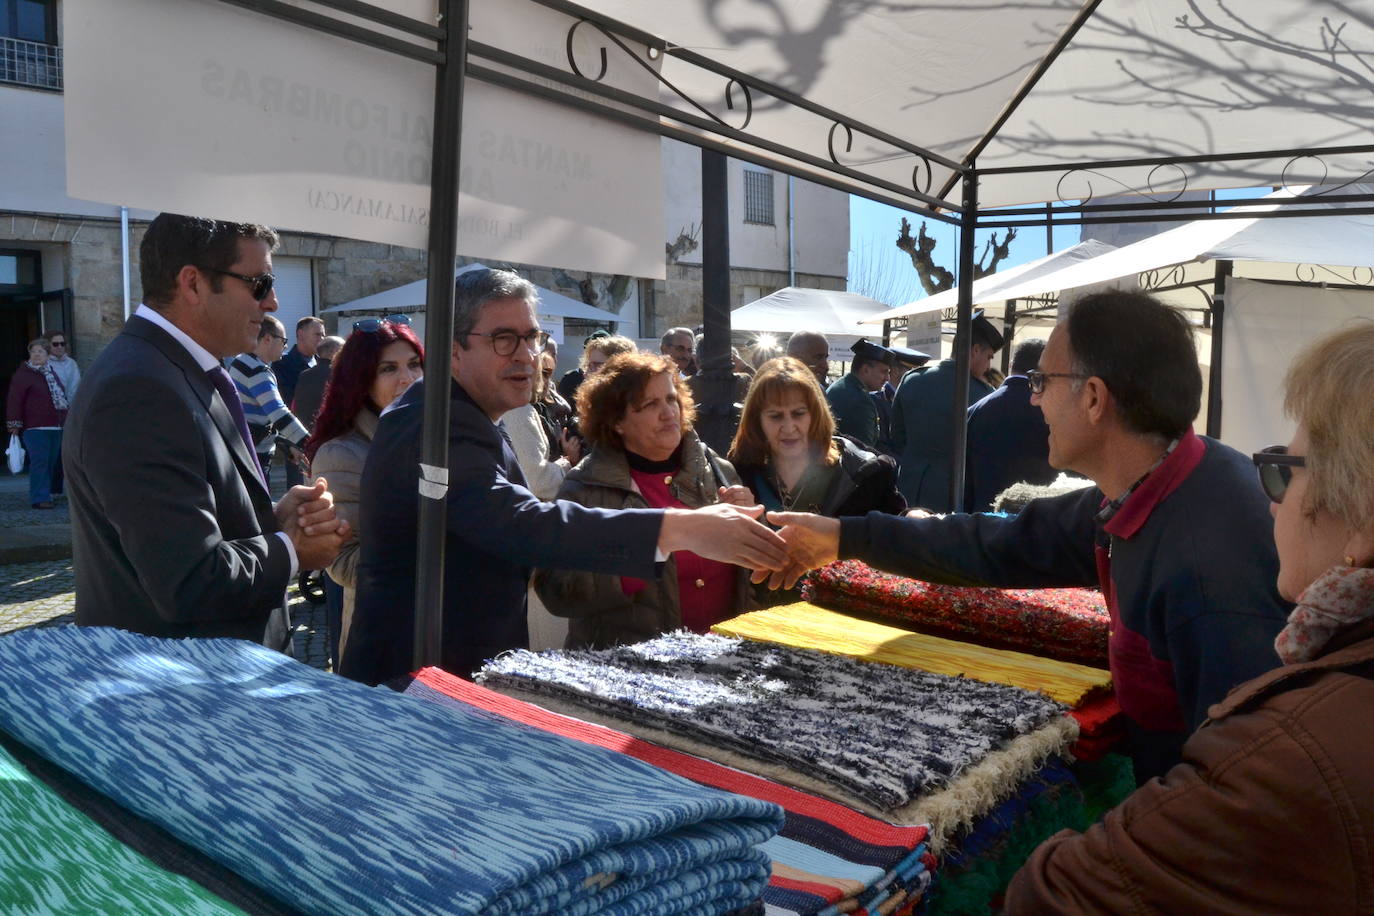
xmin=307 ymin=318 xmax=423 ymax=669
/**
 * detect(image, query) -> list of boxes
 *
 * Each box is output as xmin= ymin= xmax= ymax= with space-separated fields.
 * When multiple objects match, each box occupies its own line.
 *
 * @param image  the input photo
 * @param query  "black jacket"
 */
xmin=735 ymin=435 xmax=906 ymax=519
xmin=342 ymin=377 xmax=664 ymax=685
xmin=64 ymin=315 xmax=292 ymax=648
xmin=964 ymin=376 xmax=1057 ymax=512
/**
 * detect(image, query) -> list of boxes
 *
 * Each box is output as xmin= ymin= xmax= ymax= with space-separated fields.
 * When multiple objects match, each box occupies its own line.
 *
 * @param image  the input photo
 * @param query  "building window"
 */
xmin=1 ymin=0 xmax=56 ymax=43
xmin=743 ymin=169 xmax=774 ymax=226
xmin=1 ymin=0 xmax=60 ymax=91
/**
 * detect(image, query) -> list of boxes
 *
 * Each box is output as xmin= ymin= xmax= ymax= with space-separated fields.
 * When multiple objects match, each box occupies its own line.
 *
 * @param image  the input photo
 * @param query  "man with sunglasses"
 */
xmin=341 ymin=267 xmax=790 ymax=686
xmin=63 ymin=213 xmax=348 ymax=650
xmin=760 ymin=291 xmax=1290 ymax=784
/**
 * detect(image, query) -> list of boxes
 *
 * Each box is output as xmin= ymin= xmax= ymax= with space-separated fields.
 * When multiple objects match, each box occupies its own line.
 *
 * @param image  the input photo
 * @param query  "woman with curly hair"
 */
xmin=535 ymin=351 xmax=756 ymax=648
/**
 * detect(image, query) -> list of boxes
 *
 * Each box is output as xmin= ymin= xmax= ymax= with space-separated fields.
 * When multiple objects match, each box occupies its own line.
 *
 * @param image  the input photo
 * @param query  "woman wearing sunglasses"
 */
xmin=304 ymin=318 xmax=423 ymax=669
xmin=1006 ymin=321 xmax=1374 ymax=912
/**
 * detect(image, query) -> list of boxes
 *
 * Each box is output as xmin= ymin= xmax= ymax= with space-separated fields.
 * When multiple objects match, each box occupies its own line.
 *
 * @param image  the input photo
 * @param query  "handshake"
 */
xmin=657 ymin=497 xmax=843 ymax=590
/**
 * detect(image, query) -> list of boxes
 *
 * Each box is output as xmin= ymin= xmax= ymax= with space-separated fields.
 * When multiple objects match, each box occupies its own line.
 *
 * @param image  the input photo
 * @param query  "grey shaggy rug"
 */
xmin=478 ymin=632 xmax=1065 ymax=812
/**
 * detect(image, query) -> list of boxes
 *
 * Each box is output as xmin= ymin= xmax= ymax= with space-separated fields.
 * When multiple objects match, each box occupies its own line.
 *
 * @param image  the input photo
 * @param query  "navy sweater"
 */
xmin=840 ymin=432 xmax=1290 ymax=778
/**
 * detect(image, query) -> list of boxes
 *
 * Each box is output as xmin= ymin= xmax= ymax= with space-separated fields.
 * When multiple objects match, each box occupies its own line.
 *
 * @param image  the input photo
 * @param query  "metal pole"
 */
xmin=1001 ymin=300 xmax=1015 ymax=376
xmin=1206 ymin=260 xmax=1232 ymax=439
xmin=413 ymin=0 xmax=469 ymax=670
xmin=949 ymin=169 xmax=978 ymax=512
xmin=120 ymin=206 xmax=131 ymax=320
xmin=697 ymin=148 xmax=735 ymax=453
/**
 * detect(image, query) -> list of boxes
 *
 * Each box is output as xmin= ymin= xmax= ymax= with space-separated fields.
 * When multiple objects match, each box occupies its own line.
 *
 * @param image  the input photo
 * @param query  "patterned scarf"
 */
xmin=28 ymin=361 xmax=69 ymax=412
xmin=1274 ymin=564 xmax=1374 ymax=664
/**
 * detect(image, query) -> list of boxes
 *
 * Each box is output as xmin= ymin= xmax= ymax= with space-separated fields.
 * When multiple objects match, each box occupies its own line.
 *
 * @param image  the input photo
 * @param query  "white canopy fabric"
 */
xmin=868 ymin=185 xmax=1374 ymax=318
xmin=864 ymin=240 xmax=1119 ymax=323
xmin=323 ymin=263 xmax=624 ymax=323
xmin=731 ymin=287 xmax=893 ymax=337
xmin=583 ymin=0 xmax=1374 ymax=209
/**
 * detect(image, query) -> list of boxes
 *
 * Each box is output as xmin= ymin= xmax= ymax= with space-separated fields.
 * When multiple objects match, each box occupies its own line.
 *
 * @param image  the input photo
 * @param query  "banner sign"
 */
xmin=64 ymin=0 xmax=665 ymax=278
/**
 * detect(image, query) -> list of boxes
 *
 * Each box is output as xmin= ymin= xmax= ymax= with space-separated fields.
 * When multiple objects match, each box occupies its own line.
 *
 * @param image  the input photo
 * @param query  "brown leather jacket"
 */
xmin=1006 ymin=618 xmax=1374 ymax=914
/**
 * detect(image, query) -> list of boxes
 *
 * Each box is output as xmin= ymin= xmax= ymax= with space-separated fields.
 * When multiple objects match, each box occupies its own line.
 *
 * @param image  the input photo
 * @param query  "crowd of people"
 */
xmin=41 ymin=211 xmax=1374 ymax=908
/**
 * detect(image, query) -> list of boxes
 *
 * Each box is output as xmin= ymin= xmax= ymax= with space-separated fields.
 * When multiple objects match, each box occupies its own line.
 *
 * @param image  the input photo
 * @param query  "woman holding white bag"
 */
xmin=6 ymin=339 xmax=68 ymax=509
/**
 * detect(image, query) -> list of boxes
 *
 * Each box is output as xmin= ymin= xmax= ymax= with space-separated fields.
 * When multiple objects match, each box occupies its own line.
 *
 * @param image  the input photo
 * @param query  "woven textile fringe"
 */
xmin=804 ymin=560 xmax=1109 ymax=667
xmin=479 ymin=631 xmax=1067 ymax=814
xmin=714 ymin=603 xmax=1111 ymax=707
xmin=403 ymin=668 xmax=937 ymax=916
xmin=0 ymin=742 xmax=241 ymax=915
xmin=489 ymin=684 xmax=1075 ymax=855
xmin=0 ymin=627 xmax=782 ymax=916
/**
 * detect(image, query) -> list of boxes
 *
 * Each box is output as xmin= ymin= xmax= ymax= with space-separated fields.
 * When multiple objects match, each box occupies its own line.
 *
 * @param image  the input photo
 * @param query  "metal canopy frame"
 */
xmin=204 ymin=0 xmax=1374 ymax=670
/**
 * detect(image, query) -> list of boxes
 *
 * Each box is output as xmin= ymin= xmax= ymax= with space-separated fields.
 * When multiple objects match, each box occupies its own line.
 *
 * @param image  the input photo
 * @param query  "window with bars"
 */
xmin=1 ymin=0 xmax=60 ymax=90
xmin=742 ymin=169 xmax=775 ymax=225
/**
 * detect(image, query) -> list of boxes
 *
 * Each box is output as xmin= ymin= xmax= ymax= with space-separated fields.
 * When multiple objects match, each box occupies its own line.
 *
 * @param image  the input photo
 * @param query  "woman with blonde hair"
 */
xmin=729 ymin=357 xmax=905 ymax=519
xmin=1006 ymin=321 xmax=1374 ymax=912
xmin=535 ymin=351 xmax=755 ymax=648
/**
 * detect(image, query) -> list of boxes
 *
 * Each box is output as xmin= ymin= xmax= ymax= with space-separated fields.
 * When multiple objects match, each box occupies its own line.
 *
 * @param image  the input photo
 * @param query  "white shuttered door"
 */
xmin=271 ymin=257 xmax=316 ymax=335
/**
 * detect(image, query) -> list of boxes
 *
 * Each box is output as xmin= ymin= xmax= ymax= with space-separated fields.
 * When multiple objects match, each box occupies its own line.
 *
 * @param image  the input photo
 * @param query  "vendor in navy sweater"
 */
xmin=758 ymin=291 xmax=1289 ymax=784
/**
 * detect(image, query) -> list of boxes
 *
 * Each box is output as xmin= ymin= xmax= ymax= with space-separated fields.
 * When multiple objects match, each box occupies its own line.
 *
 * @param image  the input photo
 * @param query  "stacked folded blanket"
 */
xmin=0 ymin=627 xmax=782 ymax=916
xmin=714 ymin=603 xmax=1111 ymax=707
xmin=404 ymin=667 xmax=938 ymax=916
xmin=478 ymin=631 xmax=1076 ymax=847
xmin=0 ymin=741 xmax=243 ymax=915
xmin=803 ymin=560 xmax=1109 ymax=667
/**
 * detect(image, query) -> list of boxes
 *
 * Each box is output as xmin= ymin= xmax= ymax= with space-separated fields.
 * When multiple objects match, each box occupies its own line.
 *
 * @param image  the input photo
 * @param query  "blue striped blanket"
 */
xmin=0 ymin=627 xmax=782 ymax=915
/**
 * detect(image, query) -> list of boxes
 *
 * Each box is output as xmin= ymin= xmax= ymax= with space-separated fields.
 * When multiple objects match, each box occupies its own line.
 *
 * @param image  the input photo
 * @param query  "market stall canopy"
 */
xmin=323 ymin=263 xmax=624 ymax=322
xmin=870 ymin=185 xmax=1374 ymax=318
xmin=582 ymin=0 xmax=1374 ymax=209
xmin=865 ymin=240 xmax=1119 ymax=323
xmin=732 ymin=288 xmax=893 ymax=337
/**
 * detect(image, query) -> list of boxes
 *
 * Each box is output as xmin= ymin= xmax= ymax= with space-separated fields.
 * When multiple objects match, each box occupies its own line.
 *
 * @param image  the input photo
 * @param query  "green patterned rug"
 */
xmin=0 ymin=742 xmax=243 ymax=915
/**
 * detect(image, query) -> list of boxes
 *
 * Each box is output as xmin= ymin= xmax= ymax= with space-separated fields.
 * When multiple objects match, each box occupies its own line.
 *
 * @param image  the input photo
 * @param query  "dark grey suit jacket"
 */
xmin=63 ymin=314 xmax=293 ymax=648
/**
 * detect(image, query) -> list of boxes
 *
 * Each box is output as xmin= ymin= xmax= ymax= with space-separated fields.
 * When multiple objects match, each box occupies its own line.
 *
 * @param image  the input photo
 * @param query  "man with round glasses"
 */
xmin=63 ymin=212 xmax=349 ymax=650
xmin=758 ymin=290 xmax=1290 ymax=784
xmin=343 ymin=267 xmax=790 ymax=686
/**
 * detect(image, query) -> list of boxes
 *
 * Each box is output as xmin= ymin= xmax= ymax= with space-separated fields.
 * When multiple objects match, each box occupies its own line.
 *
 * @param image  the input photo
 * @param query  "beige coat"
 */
xmin=308 ymin=408 xmax=377 ymax=660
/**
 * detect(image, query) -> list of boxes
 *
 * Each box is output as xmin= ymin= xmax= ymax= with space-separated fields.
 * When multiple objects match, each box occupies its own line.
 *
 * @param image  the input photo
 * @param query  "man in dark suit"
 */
xmin=291 ymin=334 xmax=343 ymax=431
xmin=63 ymin=213 xmax=348 ymax=649
xmin=342 ymin=268 xmax=788 ymax=686
xmin=964 ymin=339 xmax=1058 ymax=512
xmin=825 ymin=339 xmax=893 ymax=450
xmin=892 ymin=310 xmax=1004 ymax=512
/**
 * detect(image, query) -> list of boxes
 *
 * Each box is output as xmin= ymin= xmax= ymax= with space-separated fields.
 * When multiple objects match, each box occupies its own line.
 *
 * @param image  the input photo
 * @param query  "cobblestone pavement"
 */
xmin=0 ymin=485 xmax=70 ymax=528
xmin=0 ymin=559 xmax=332 ymax=670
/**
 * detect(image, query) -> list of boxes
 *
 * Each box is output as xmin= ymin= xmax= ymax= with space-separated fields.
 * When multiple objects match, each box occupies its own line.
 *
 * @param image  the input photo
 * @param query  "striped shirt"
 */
xmin=228 ymin=353 xmax=309 ymax=454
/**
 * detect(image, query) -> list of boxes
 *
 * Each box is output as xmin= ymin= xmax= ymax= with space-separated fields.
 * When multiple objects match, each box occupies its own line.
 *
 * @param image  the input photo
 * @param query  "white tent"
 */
xmin=323 ymin=263 xmax=624 ymax=323
xmin=867 ymin=186 xmax=1374 ymax=321
xmin=732 ymin=288 xmax=892 ymax=337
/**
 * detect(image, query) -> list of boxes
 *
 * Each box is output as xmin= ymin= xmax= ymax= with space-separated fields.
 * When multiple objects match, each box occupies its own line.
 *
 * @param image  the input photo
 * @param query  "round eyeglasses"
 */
xmin=468 ymin=329 xmax=550 ymax=357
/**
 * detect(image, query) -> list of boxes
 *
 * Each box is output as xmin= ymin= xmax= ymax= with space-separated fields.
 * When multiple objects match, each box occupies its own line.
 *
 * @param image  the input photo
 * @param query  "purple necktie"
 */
xmin=207 ymin=366 xmax=265 ymax=484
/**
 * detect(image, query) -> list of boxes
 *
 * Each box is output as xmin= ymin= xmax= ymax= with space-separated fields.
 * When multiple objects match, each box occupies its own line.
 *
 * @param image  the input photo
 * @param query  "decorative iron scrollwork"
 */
xmin=1056 ymin=163 xmax=1191 ymax=205
xmin=1139 ymin=264 xmax=1188 ymax=290
xmin=564 ymin=18 xmax=752 ymax=131
xmin=1295 ymin=263 xmax=1374 ymax=286
xmin=827 ymin=121 xmax=934 ymax=196
xmin=1280 ymin=157 xmax=1374 ymax=197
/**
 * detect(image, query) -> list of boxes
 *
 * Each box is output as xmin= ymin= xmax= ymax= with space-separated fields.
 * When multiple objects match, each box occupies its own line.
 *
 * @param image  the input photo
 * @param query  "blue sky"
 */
xmin=846 ymin=195 xmax=1081 ymax=306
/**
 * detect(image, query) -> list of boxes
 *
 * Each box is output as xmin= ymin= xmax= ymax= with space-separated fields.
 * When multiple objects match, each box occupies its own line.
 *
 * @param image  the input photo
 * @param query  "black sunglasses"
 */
xmin=352 ymin=314 xmax=412 ymax=333
xmin=205 ymin=268 xmax=275 ymax=302
xmin=1253 ymin=445 xmax=1305 ymax=504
